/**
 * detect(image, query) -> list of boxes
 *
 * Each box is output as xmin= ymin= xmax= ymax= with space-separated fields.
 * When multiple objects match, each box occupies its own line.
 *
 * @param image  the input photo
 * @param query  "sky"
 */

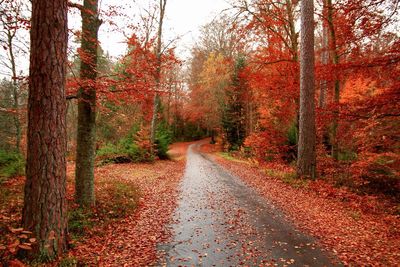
xmin=0 ymin=0 xmax=231 ymax=78
xmin=98 ymin=0 xmax=232 ymax=60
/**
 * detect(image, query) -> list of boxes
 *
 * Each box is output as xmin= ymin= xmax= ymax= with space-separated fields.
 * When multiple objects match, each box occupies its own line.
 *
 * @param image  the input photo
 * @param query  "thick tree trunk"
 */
xmin=22 ymin=0 xmax=68 ymax=259
xmin=75 ymin=0 xmax=100 ymax=207
xmin=297 ymin=0 xmax=316 ymax=179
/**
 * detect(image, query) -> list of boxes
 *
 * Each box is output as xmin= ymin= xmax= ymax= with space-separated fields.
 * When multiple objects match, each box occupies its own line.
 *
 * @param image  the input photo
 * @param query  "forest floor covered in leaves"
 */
xmin=0 ymin=142 xmax=190 ymax=266
xmin=68 ymin=142 xmax=189 ymax=266
xmin=1 ymin=140 xmax=399 ymax=266
xmin=200 ymin=143 xmax=400 ymax=266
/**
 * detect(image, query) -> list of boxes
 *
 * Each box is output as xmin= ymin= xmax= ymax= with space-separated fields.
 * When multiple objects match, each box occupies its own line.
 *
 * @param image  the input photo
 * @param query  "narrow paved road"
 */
xmin=159 ymin=143 xmax=338 ymax=266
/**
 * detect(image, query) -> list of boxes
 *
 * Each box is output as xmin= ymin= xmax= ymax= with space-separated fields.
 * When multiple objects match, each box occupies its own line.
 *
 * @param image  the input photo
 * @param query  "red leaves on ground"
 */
xmin=212 ymin=152 xmax=400 ymax=266
xmin=68 ymin=144 xmax=188 ymax=266
xmin=1 ymin=143 xmax=189 ymax=266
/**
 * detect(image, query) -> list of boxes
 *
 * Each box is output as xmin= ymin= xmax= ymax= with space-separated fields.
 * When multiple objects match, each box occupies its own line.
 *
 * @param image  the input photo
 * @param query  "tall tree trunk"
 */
xmin=75 ymin=0 xmax=100 ymax=207
xmin=319 ymin=0 xmax=329 ymax=108
xmin=150 ymin=0 xmax=167 ymax=154
xmin=326 ymin=0 xmax=340 ymax=160
xmin=297 ymin=0 xmax=316 ymax=179
xmin=285 ymin=0 xmax=300 ymax=149
xmin=9 ymin=36 xmax=21 ymax=152
xmin=286 ymin=0 xmax=299 ymax=62
xmin=22 ymin=0 xmax=68 ymax=259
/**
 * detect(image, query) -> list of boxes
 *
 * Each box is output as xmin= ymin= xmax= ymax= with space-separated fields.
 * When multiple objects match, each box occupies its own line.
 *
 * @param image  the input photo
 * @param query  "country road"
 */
xmin=159 ymin=142 xmax=339 ymax=266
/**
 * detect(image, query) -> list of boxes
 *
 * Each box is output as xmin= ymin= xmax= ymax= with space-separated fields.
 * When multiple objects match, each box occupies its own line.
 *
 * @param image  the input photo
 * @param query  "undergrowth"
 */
xmin=0 ymin=149 xmax=24 ymax=182
xmin=96 ymin=179 xmax=140 ymax=219
xmin=68 ymin=179 xmax=140 ymax=242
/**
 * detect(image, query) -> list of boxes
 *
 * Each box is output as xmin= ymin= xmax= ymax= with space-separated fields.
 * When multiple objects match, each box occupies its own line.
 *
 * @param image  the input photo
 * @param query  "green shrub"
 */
xmin=97 ymin=143 xmax=120 ymax=157
xmin=287 ymin=122 xmax=298 ymax=146
xmin=97 ymin=121 xmax=173 ymax=163
xmin=97 ymin=133 xmax=153 ymax=164
xmin=155 ymin=122 xmax=172 ymax=159
xmin=0 ymin=149 xmax=24 ymax=181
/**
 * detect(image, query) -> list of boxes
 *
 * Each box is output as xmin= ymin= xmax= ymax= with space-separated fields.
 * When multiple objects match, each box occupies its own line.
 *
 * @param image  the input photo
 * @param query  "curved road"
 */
xmin=159 ymin=143 xmax=338 ymax=266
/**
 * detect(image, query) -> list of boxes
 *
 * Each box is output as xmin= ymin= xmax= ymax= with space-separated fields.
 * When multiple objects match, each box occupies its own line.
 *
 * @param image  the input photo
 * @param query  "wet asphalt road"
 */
xmin=158 ymin=143 xmax=339 ymax=267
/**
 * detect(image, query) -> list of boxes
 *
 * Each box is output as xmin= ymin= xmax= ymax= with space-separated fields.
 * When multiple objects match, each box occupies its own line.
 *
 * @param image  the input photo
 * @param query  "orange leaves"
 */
xmin=187 ymin=52 xmax=233 ymax=128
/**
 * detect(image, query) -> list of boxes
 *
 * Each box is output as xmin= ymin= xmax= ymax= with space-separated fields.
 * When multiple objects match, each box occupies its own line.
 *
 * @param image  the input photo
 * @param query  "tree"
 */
xmin=22 ymin=0 xmax=68 ymax=259
xmin=150 ymin=0 xmax=167 ymax=154
xmin=0 ymin=0 xmax=29 ymax=152
xmin=318 ymin=0 xmax=329 ymax=108
xmin=75 ymin=0 xmax=101 ymax=207
xmin=222 ymin=56 xmax=248 ymax=150
xmin=297 ymin=0 xmax=316 ymax=178
xmin=233 ymin=0 xmax=301 ymax=161
xmin=326 ymin=0 xmax=340 ymax=160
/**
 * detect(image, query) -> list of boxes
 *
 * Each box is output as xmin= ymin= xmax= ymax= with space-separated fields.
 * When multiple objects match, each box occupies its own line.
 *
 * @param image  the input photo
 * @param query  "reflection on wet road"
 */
xmin=159 ymin=142 xmax=337 ymax=266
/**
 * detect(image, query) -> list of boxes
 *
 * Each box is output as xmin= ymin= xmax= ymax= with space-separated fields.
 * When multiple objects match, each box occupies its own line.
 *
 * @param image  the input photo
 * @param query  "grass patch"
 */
xmin=96 ymin=179 xmax=140 ymax=219
xmin=68 ymin=208 xmax=94 ymax=240
xmin=59 ymin=256 xmax=78 ymax=267
xmin=219 ymin=152 xmax=236 ymax=161
xmin=68 ymin=179 xmax=140 ymax=242
xmin=265 ymin=168 xmax=309 ymax=189
xmin=218 ymin=152 xmax=249 ymax=164
xmin=97 ymin=142 xmax=153 ymax=165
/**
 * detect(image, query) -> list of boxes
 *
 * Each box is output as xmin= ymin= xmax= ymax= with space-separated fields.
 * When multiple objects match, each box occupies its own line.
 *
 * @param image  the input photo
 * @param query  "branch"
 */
xmin=319 ymin=108 xmax=400 ymax=121
xmin=160 ymin=36 xmax=180 ymax=55
xmin=68 ymin=2 xmax=84 ymax=11
xmin=248 ymin=58 xmax=294 ymax=69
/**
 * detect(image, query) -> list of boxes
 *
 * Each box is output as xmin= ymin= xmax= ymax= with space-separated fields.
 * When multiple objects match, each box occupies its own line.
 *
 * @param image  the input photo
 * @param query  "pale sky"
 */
xmin=0 ymin=0 xmax=231 ymax=78
xmin=98 ymin=0 xmax=232 ymax=60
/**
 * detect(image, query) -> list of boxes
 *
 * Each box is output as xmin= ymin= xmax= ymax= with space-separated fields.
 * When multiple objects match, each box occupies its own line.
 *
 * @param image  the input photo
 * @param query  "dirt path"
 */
xmin=159 ymin=142 xmax=339 ymax=266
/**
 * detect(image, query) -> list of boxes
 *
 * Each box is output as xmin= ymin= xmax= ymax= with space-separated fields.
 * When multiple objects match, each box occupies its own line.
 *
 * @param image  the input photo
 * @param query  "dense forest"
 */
xmin=0 ymin=0 xmax=399 ymax=265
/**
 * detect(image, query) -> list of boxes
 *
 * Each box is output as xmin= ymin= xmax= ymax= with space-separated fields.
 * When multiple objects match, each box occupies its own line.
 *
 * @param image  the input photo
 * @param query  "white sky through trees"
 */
xmin=98 ymin=0 xmax=231 ymax=60
xmin=0 ymin=0 xmax=231 ymax=78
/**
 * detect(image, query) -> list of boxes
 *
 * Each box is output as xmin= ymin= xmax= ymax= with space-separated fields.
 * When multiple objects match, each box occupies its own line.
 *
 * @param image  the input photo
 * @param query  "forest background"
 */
xmin=0 ymin=0 xmax=399 ymax=264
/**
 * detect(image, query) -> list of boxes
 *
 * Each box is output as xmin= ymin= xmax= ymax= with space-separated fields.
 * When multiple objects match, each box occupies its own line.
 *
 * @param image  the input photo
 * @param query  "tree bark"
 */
xmin=22 ymin=0 xmax=68 ymax=259
xmin=75 ymin=0 xmax=100 ymax=207
xmin=150 ymin=0 xmax=167 ymax=154
xmin=319 ymin=0 xmax=329 ymax=108
xmin=286 ymin=0 xmax=299 ymax=62
xmin=297 ymin=0 xmax=316 ymax=179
